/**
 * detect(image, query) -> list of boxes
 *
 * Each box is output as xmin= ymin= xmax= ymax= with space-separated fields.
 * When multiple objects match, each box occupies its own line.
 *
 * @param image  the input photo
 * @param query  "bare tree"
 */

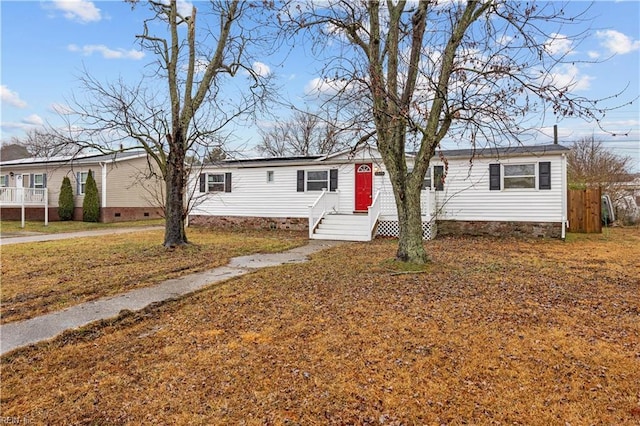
xmin=568 ymin=136 xmax=632 ymax=198
xmin=9 ymin=128 xmax=76 ymax=158
xmin=58 ymin=0 xmax=275 ymax=247
xmin=280 ymin=1 xmax=633 ymax=263
xmin=257 ymin=109 xmax=349 ymax=156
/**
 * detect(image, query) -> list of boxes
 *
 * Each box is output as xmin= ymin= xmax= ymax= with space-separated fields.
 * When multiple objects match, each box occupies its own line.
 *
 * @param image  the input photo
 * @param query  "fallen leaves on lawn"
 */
xmin=1 ymin=228 xmax=639 ymax=424
xmin=0 ymin=228 xmax=307 ymax=324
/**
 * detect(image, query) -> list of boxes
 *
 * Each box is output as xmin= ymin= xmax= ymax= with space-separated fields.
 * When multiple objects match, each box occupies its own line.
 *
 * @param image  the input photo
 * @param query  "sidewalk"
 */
xmin=0 ymin=226 xmax=163 ymax=245
xmin=0 ymin=238 xmax=344 ymax=355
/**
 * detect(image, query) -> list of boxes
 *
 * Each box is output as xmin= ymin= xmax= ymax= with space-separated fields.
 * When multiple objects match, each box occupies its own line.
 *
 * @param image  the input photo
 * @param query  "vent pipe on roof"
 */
xmin=553 ymin=125 xmax=558 ymax=144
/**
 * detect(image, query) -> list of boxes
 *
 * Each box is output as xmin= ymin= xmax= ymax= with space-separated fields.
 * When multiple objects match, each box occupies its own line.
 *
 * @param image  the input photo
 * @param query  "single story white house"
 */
xmin=188 ymin=144 xmax=569 ymax=241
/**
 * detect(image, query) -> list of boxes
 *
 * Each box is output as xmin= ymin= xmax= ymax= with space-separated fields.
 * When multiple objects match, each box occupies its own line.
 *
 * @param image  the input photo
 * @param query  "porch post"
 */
xmin=44 ymin=189 xmax=49 ymax=226
xmin=20 ymin=188 xmax=25 ymax=228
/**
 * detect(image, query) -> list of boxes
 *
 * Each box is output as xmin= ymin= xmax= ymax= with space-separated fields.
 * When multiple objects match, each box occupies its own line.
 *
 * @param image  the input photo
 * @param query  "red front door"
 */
xmin=355 ymin=163 xmax=373 ymax=211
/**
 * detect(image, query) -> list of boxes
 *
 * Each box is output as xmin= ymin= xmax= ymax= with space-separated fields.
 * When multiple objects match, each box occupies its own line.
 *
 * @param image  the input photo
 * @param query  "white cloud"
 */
xmin=157 ymin=0 xmax=193 ymax=19
xmin=1 ymin=85 xmax=27 ymax=108
xmin=544 ymin=33 xmax=574 ymax=55
xmin=50 ymin=103 xmax=74 ymax=115
xmin=22 ymin=114 xmax=44 ymax=126
xmin=252 ymin=61 xmax=271 ymax=77
xmin=52 ymin=0 xmax=101 ymax=23
xmin=544 ymin=64 xmax=593 ymax=92
xmin=587 ymin=51 xmax=600 ymax=59
xmin=596 ymin=30 xmax=640 ymax=55
xmin=68 ymin=44 xmax=145 ymax=60
xmin=304 ymin=77 xmax=344 ymax=96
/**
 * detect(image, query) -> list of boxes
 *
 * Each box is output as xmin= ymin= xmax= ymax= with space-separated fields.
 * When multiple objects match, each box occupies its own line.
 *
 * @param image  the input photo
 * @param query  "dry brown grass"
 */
xmin=0 ymin=228 xmax=307 ymax=324
xmin=2 ymin=228 xmax=639 ymax=425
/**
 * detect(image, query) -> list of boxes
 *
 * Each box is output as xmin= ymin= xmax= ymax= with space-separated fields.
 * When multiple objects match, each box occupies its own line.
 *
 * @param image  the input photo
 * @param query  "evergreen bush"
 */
xmin=82 ymin=170 xmax=100 ymax=222
xmin=58 ymin=176 xmax=74 ymax=221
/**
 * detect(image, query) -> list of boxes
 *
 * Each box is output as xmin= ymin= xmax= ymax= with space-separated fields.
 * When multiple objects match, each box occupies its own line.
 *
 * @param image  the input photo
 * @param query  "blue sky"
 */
xmin=1 ymin=1 xmax=639 ymax=170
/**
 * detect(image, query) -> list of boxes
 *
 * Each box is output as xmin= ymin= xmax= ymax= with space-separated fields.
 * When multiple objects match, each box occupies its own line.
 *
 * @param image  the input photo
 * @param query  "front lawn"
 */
xmin=0 ymin=228 xmax=307 ymax=324
xmin=0 ymin=218 xmax=164 ymax=236
xmin=1 ymin=228 xmax=639 ymax=424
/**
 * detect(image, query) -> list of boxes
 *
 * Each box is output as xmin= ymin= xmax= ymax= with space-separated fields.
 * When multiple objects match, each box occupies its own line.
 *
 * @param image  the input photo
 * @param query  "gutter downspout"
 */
xmin=561 ymin=153 xmax=567 ymax=240
xmin=100 ymin=162 xmax=107 ymax=210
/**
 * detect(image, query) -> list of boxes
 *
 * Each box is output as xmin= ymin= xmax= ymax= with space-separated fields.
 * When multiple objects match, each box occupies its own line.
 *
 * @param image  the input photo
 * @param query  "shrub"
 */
xmin=58 ymin=176 xmax=74 ymax=221
xmin=82 ymin=170 xmax=100 ymax=222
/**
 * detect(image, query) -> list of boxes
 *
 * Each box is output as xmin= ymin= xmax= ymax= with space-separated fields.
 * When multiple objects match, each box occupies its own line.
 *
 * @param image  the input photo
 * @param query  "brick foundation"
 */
xmin=100 ymin=207 xmax=163 ymax=223
xmin=437 ymin=220 xmax=563 ymax=239
xmin=0 ymin=207 xmax=163 ymax=223
xmin=189 ymin=215 xmax=308 ymax=231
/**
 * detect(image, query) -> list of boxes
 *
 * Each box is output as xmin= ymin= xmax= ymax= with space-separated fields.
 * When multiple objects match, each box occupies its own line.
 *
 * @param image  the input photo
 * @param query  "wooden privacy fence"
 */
xmin=567 ymin=188 xmax=601 ymax=233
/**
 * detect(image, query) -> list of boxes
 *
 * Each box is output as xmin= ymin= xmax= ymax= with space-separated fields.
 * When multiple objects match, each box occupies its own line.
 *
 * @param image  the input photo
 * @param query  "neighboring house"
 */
xmin=189 ymin=144 xmax=569 ymax=241
xmin=0 ymin=151 xmax=164 ymax=223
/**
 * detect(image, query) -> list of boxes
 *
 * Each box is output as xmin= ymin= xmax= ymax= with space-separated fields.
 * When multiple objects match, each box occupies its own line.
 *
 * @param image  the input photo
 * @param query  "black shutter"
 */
xmin=43 ymin=173 xmax=47 ymax=188
xmin=539 ymin=161 xmax=551 ymax=190
xmin=296 ymin=170 xmax=305 ymax=192
xmin=329 ymin=169 xmax=338 ymax=191
xmin=29 ymin=174 xmax=34 ymax=188
xmin=199 ymin=174 xmax=206 ymax=192
xmin=224 ymin=172 xmax=232 ymax=193
xmin=434 ymin=166 xmax=444 ymax=191
xmin=489 ymin=164 xmax=501 ymax=190
xmin=76 ymin=172 xmax=81 ymax=194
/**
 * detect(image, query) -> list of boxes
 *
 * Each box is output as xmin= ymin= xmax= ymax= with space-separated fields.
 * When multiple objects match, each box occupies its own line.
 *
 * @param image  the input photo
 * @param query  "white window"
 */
xmin=503 ymin=164 xmax=535 ymax=189
xmin=307 ymin=170 xmax=328 ymax=191
xmin=33 ymin=174 xmax=45 ymax=189
xmin=267 ymin=170 xmax=274 ymax=183
xmin=79 ymin=171 xmax=89 ymax=194
xmin=207 ymin=173 xmax=225 ymax=192
xmin=0 ymin=175 xmax=7 ymax=187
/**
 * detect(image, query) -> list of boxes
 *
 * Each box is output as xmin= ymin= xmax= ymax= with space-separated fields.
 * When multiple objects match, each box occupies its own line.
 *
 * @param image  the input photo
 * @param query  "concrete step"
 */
xmin=312 ymin=214 xmax=372 ymax=241
xmin=311 ymin=231 xmax=371 ymax=242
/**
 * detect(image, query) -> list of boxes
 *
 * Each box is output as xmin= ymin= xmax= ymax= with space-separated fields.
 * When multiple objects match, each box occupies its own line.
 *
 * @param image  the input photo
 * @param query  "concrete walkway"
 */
xmin=0 ymin=226 xmax=163 ymax=245
xmin=0 ymin=230 xmax=344 ymax=355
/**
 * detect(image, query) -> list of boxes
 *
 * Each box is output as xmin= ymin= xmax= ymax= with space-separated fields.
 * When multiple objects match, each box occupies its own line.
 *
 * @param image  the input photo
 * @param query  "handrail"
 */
xmin=308 ymin=190 xmax=340 ymax=238
xmin=0 ymin=187 xmax=47 ymax=205
xmin=0 ymin=187 xmax=49 ymax=227
xmin=368 ymin=190 xmax=381 ymax=239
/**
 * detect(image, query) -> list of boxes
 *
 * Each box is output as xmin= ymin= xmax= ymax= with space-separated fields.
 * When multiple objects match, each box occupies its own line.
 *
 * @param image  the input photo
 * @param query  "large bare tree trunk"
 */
xmin=164 ymin=131 xmax=188 ymax=247
xmin=394 ymin=181 xmax=427 ymax=263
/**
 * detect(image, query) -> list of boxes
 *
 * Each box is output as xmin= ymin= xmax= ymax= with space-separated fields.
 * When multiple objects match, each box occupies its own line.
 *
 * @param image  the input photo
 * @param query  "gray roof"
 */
xmin=430 ymin=143 xmax=569 ymax=159
xmin=206 ymin=143 xmax=569 ymax=168
xmin=0 ymin=150 xmax=148 ymax=167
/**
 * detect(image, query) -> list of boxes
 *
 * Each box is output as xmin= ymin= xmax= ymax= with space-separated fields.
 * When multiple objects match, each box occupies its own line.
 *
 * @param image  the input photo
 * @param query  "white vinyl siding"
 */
xmin=192 ymin=165 xmax=353 ymax=217
xmin=433 ymin=156 xmax=565 ymax=222
xmin=189 ymin=151 xmax=566 ymax=224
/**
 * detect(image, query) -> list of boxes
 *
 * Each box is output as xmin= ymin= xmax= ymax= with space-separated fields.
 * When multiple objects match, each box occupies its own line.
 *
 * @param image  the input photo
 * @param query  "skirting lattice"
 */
xmin=376 ymin=220 xmax=437 ymax=240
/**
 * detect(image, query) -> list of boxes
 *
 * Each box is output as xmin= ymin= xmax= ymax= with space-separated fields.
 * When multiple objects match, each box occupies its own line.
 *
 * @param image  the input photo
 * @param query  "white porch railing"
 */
xmin=379 ymin=189 xmax=435 ymax=217
xmin=0 ymin=187 xmax=47 ymax=204
xmin=308 ymin=190 xmax=340 ymax=238
xmin=0 ymin=187 xmax=49 ymax=227
xmin=368 ymin=190 xmax=381 ymax=238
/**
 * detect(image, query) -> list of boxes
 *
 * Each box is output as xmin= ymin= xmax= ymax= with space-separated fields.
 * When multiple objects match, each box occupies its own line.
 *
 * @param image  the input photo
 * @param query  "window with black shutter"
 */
xmin=329 ymin=169 xmax=338 ymax=191
xmin=434 ymin=165 xmax=444 ymax=191
xmin=489 ymin=164 xmax=501 ymax=190
xmin=539 ymin=161 xmax=551 ymax=190
xmin=224 ymin=172 xmax=232 ymax=192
